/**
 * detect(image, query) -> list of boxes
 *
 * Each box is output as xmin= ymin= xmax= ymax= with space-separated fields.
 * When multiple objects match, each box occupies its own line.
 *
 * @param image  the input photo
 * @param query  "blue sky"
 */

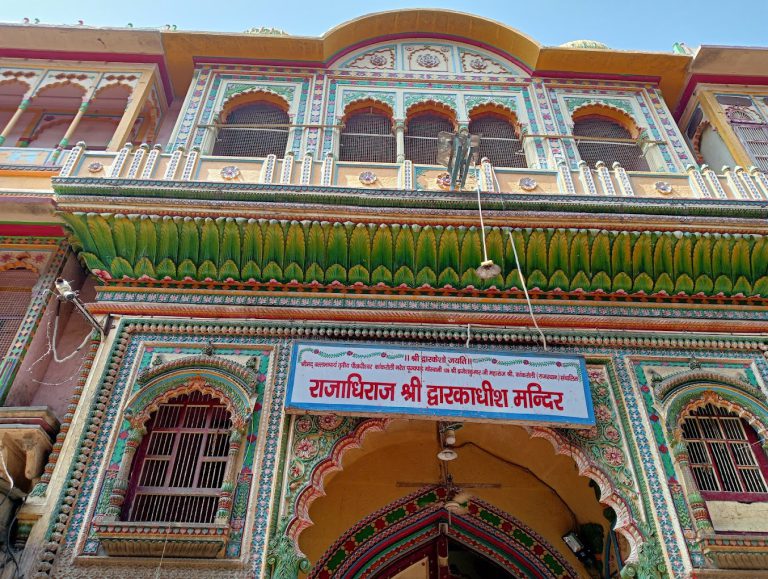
xmin=3 ymin=1 xmax=767 ymax=52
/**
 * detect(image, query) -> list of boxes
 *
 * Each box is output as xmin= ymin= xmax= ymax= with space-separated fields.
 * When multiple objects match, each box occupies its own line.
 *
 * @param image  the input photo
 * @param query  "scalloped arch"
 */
xmin=341 ymin=97 xmax=395 ymax=122
xmin=92 ymin=82 xmax=133 ymax=101
xmin=405 ymin=99 xmax=457 ymax=126
xmin=468 ymin=102 xmax=522 ymax=137
xmin=286 ymin=418 xmax=643 ymax=565
xmin=0 ymin=78 xmax=31 ymax=93
xmin=218 ymin=88 xmax=291 ymax=122
xmin=570 ymin=102 xmax=642 ymax=139
xmin=126 ymin=357 xmax=256 ymax=430
xmin=526 ymin=425 xmax=644 ymax=564
xmin=665 ymin=388 xmax=768 ymax=443
xmin=467 ymin=100 xmax=517 ymax=120
xmin=655 ymin=369 xmax=765 ymax=402
xmin=287 ymin=418 xmax=390 ymax=545
xmin=34 ymin=80 xmax=88 ymax=98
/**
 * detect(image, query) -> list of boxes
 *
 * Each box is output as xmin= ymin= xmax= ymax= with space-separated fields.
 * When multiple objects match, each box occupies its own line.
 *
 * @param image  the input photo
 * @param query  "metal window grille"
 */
xmin=468 ymin=115 xmax=527 ymax=168
xmin=212 ymin=102 xmax=289 ymax=158
xmin=573 ymin=118 xmax=650 ymax=171
xmin=405 ymin=113 xmax=454 ymax=165
xmin=733 ymin=123 xmax=768 ymax=171
xmin=125 ymin=392 xmax=232 ymax=523
xmin=339 ymin=111 xmax=395 ymax=163
xmin=682 ymin=403 xmax=768 ymax=495
xmin=0 ymin=269 xmax=37 ymax=360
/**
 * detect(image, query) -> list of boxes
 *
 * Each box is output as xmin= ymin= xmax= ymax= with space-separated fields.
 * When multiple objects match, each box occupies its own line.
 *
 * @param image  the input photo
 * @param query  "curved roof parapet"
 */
xmin=322 ymin=9 xmax=540 ymax=72
xmin=559 ymin=39 xmax=609 ymax=49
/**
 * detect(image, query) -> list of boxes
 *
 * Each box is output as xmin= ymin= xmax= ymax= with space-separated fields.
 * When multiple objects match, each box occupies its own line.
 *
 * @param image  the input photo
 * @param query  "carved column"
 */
xmin=215 ymin=428 xmax=244 ymax=523
xmin=58 ymin=99 xmax=91 ymax=149
xmin=670 ymin=439 xmax=714 ymax=534
xmin=394 ymin=119 xmax=405 ymax=163
xmin=103 ymin=425 xmax=145 ymax=521
xmin=0 ymin=94 xmax=32 ymax=146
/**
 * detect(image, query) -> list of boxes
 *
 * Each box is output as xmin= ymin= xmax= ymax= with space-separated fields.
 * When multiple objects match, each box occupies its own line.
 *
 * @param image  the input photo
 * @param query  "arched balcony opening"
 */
xmin=405 ymin=105 xmax=456 ymax=165
xmin=23 ymin=82 xmax=86 ymax=148
xmin=572 ymin=107 xmax=649 ymax=171
xmin=212 ymin=99 xmax=290 ymax=158
xmin=339 ymin=101 xmax=395 ymax=163
xmin=0 ymin=80 xmax=30 ymax=146
xmin=468 ymin=107 xmax=527 ymax=168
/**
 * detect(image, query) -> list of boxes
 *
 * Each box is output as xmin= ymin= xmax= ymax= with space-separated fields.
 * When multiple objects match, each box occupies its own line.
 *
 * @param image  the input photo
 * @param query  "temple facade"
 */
xmin=0 ymin=9 xmax=768 ymax=578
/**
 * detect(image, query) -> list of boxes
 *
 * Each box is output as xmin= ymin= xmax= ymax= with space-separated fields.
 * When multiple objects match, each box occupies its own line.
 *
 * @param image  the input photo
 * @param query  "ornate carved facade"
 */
xmin=0 ymin=9 xmax=768 ymax=579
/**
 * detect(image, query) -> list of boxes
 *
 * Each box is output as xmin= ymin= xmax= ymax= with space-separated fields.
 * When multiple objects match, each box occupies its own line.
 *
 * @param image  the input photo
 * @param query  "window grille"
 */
xmin=0 ymin=269 xmax=37 ymax=360
xmin=405 ymin=113 xmax=454 ymax=165
xmin=124 ymin=392 xmax=232 ymax=524
xmin=572 ymin=117 xmax=650 ymax=171
xmin=339 ymin=111 xmax=395 ymax=163
xmin=212 ymin=102 xmax=289 ymax=158
xmin=468 ymin=115 xmax=527 ymax=168
xmin=733 ymin=123 xmax=768 ymax=171
xmin=682 ymin=403 xmax=768 ymax=496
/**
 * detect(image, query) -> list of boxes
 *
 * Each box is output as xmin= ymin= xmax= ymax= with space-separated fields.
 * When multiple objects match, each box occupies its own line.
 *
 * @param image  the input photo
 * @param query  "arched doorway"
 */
xmin=292 ymin=419 xmax=636 ymax=578
xmin=309 ymin=485 xmax=577 ymax=578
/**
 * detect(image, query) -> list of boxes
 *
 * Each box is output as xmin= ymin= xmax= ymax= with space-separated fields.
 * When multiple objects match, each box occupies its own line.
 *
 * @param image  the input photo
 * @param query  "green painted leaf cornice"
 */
xmin=61 ymin=212 xmax=768 ymax=300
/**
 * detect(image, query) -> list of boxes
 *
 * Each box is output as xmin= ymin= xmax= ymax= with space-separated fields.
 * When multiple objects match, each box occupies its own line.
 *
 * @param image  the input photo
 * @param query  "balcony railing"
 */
xmin=3 ymin=140 xmax=763 ymax=201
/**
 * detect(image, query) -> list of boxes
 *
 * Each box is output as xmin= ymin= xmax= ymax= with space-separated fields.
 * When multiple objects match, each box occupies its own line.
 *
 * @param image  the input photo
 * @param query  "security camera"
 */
xmin=54 ymin=278 xmax=77 ymax=301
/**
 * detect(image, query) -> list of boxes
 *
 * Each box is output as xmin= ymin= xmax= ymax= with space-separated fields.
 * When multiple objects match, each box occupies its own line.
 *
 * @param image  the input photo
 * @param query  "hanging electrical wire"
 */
xmin=472 ymin=162 xmax=548 ymax=350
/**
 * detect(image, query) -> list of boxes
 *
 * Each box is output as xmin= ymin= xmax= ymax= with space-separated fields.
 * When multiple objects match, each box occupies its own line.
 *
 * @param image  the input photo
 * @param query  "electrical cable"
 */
xmin=50 ymin=299 xmax=93 ymax=364
xmin=0 ymin=452 xmax=20 ymax=578
xmin=453 ymin=441 xmax=578 ymax=529
xmin=492 ymin=172 xmax=549 ymax=350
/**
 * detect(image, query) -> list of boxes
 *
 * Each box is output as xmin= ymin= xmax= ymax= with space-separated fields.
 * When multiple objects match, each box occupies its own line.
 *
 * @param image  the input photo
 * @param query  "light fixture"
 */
xmin=475 ymin=259 xmax=501 ymax=280
xmin=54 ymin=278 xmax=109 ymax=337
xmin=436 ymin=131 xmax=480 ymax=191
xmin=445 ymin=499 xmax=461 ymax=513
xmin=562 ymin=531 xmax=593 ymax=566
xmin=444 ymin=428 xmax=456 ymax=446
xmin=437 ymin=448 xmax=458 ymax=461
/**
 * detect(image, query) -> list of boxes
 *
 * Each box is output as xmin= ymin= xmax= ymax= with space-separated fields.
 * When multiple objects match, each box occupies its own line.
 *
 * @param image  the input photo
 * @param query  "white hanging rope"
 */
xmin=50 ymin=309 xmax=93 ymax=364
xmin=473 ymin=164 xmax=491 ymax=263
xmin=507 ymin=230 xmax=548 ymax=351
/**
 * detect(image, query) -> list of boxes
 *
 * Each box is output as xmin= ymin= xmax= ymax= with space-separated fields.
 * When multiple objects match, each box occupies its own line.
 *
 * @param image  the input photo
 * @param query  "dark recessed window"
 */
xmin=123 ymin=392 xmax=232 ymax=524
xmin=213 ymin=102 xmax=289 ymax=158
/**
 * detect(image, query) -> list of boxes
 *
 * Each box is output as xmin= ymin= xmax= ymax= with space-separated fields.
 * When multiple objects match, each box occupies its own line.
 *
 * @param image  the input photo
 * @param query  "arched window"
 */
xmin=469 ymin=113 xmax=527 ymax=168
xmin=0 ymin=267 xmax=37 ymax=360
xmin=213 ymin=101 xmax=289 ymax=158
xmin=340 ymin=107 xmax=395 ymax=163
xmin=682 ymin=403 xmax=768 ymax=498
xmin=721 ymin=105 xmax=768 ymax=172
xmin=405 ymin=111 xmax=454 ymax=165
xmin=123 ymin=391 xmax=232 ymax=523
xmin=573 ymin=116 xmax=649 ymax=171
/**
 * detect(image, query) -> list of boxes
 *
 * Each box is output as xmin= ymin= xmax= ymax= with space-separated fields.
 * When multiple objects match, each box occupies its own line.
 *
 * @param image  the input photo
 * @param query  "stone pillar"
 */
xmin=670 ymin=439 xmax=714 ymax=534
xmin=103 ymin=426 xmax=145 ymax=521
xmin=0 ymin=96 xmax=32 ymax=146
xmin=394 ymin=119 xmax=405 ymax=163
xmin=215 ymin=429 xmax=243 ymax=523
xmin=56 ymin=99 xmax=90 ymax=150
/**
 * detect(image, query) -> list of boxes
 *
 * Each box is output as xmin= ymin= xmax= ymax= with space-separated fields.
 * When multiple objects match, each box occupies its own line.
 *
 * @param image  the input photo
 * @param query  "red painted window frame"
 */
xmin=122 ymin=392 xmax=232 ymax=523
xmin=682 ymin=406 xmax=768 ymax=503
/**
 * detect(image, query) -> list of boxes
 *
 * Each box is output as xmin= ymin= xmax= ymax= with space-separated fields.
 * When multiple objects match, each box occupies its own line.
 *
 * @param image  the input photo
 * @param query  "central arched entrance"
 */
xmin=295 ymin=419 xmax=635 ymax=578
xmin=309 ymin=485 xmax=578 ymax=578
